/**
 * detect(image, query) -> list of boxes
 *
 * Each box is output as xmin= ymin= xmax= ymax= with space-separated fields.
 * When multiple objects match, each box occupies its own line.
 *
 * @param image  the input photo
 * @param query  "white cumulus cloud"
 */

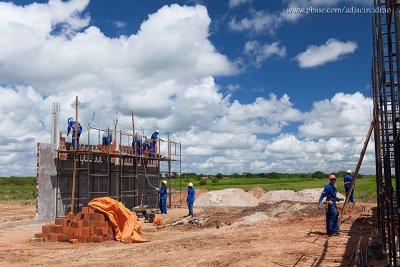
xmin=295 ymin=39 xmax=358 ymax=68
xmin=244 ymin=41 xmax=286 ymax=67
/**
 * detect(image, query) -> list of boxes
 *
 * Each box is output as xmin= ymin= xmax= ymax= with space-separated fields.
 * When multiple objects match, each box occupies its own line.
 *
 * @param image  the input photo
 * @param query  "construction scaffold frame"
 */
xmin=55 ymin=123 xmax=182 ymax=217
xmin=372 ymin=0 xmax=400 ymax=265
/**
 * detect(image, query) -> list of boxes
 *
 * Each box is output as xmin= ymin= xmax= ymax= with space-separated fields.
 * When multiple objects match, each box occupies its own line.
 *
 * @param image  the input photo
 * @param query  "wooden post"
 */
xmin=339 ymin=120 xmax=374 ymax=226
xmin=131 ymin=112 xmax=135 ymax=155
xmin=70 ymin=96 xmax=78 ymax=215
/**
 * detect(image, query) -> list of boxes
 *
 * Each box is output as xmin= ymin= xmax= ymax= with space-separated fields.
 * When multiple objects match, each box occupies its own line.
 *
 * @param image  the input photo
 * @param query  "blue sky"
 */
xmin=0 ymin=0 xmax=376 ymax=176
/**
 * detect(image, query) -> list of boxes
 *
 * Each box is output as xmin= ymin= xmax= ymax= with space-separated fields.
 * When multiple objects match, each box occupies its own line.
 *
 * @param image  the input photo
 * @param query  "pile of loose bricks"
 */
xmin=33 ymin=206 xmax=114 ymax=244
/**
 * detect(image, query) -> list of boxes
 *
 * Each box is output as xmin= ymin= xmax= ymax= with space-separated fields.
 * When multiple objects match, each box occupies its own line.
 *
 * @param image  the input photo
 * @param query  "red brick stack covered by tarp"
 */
xmin=88 ymin=197 xmax=148 ymax=243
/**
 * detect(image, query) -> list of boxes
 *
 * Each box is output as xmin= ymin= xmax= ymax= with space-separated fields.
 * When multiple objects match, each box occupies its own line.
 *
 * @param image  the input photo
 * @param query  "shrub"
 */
xmin=199 ymin=177 xmax=207 ymax=186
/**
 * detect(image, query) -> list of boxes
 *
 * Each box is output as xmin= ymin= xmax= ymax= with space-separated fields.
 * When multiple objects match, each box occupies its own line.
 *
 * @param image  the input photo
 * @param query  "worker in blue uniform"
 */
xmin=67 ymin=117 xmax=82 ymax=150
xmin=344 ymin=170 xmax=355 ymax=204
xmin=158 ymin=180 xmax=168 ymax=215
xmin=142 ymin=139 xmax=150 ymax=156
xmin=149 ymin=129 xmax=159 ymax=158
xmin=135 ymin=137 xmax=142 ymax=156
xmin=102 ymin=131 xmax=113 ymax=146
xmin=318 ymin=174 xmax=343 ymax=236
xmin=187 ymin=182 xmax=195 ymax=217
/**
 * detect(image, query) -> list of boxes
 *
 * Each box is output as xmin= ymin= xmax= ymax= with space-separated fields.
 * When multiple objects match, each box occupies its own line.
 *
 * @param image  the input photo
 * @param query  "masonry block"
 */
xmin=49 ymin=233 xmax=58 ymax=242
xmin=88 ymin=206 xmax=95 ymax=214
xmin=55 ymin=218 xmax=68 ymax=226
xmin=87 ymin=236 xmax=94 ymax=243
xmin=42 ymin=233 xmax=49 ymax=238
xmin=67 ymin=212 xmax=75 ymax=221
xmin=58 ymin=234 xmax=70 ymax=242
xmin=81 ymin=207 xmax=89 ymax=214
xmin=53 ymin=225 xmax=63 ymax=233
xmin=94 ymin=221 xmax=105 ymax=228
xmin=82 ymin=214 xmax=91 ymax=221
xmin=77 ymin=235 xmax=87 ymax=243
xmin=95 ymin=227 xmax=107 ymax=236
xmin=73 ymin=228 xmax=82 ymax=237
xmin=75 ymin=212 xmax=82 ymax=221
xmin=82 ymin=220 xmax=90 ymax=227
xmin=71 ymin=220 xmax=83 ymax=228
xmin=93 ymin=235 xmax=103 ymax=243
xmin=34 ymin=233 xmax=43 ymax=238
xmin=42 ymin=224 xmax=54 ymax=234
xmin=94 ymin=213 xmax=105 ymax=221
xmin=69 ymin=239 xmax=78 ymax=244
xmin=108 ymin=234 xmax=114 ymax=241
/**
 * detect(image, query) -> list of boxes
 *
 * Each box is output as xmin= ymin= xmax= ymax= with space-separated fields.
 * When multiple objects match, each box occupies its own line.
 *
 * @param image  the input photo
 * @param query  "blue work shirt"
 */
xmin=344 ymin=174 xmax=353 ymax=184
xmin=187 ymin=187 xmax=195 ymax=204
xmin=67 ymin=120 xmax=82 ymax=137
xmin=102 ymin=132 xmax=113 ymax=144
xmin=160 ymin=184 xmax=167 ymax=200
xmin=151 ymin=131 xmax=159 ymax=141
xmin=319 ymin=183 xmax=341 ymax=203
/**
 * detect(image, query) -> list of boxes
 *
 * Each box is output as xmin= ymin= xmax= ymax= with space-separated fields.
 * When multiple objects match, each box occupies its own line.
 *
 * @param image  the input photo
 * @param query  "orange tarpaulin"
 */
xmin=88 ymin=197 xmax=148 ymax=243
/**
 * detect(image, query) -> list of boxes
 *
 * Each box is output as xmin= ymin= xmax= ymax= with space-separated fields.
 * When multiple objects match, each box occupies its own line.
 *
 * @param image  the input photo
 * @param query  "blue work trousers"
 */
xmin=345 ymin=184 xmax=355 ymax=203
xmin=160 ymin=198 xmax=167 ymax=214
xmin=326 ymin=203 xmax=339 ymax=235
xmin=188 ymin=203 xmax=193 ymax=216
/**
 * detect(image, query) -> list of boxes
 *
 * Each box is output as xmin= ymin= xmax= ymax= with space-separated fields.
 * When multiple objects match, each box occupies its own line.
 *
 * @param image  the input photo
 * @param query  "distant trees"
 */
xmin=311 ymin=171 xmax=326 ymax=179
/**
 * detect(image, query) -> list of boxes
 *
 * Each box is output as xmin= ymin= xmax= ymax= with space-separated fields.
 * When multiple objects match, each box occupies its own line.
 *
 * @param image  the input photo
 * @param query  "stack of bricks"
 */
xmin=34 ymin=206 xmax=115 ymax=244
xmin=59 ymin=135 xmax=67 ymax=160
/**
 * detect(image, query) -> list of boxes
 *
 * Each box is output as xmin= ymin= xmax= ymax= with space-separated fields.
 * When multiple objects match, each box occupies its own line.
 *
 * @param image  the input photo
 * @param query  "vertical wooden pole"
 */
xmin=70 ymin=96 xmax=78 ymax=214
xmin=339 ymin=120 xmax=374 ymax=226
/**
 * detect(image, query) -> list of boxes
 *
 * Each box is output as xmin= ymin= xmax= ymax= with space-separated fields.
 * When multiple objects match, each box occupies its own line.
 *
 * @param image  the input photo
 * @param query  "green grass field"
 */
xmin=0 ymin=175 xmax=379 ymax=202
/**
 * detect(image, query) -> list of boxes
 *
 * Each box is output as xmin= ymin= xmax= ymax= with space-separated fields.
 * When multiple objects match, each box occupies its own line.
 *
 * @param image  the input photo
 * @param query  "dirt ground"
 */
xmin=0 ymin=200 xmax=386 ymax=267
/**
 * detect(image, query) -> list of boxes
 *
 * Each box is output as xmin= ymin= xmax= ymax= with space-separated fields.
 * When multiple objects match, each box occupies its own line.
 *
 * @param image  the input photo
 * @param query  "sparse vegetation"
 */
xmin=0 ymin=176 xmax=36 ymax=200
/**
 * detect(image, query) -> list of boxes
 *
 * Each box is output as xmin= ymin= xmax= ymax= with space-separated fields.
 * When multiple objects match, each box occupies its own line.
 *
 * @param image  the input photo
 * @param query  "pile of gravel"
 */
xmin=194 ymin=188 xmax=258 ymax=208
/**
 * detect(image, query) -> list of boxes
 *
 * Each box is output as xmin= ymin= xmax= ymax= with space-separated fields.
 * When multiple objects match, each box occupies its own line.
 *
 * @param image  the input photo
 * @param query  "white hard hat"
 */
xmin=188 ymin=183 xmax=193 ymax=187
xmin=156 ymin=129 xmax=160 ymax=133
xmin=162 ymin=180 xmax=167 ymax=185
xmin=346 ymin=170 xmax=352 ymax=174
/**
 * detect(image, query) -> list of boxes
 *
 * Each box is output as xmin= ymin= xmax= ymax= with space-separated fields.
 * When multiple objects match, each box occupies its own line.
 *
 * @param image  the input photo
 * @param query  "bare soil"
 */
xmin=0 ymin=200 xmax=386 ymax=266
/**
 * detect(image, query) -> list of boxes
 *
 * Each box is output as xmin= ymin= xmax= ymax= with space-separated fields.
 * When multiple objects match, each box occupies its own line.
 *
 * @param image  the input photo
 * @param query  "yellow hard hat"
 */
xmin=162 ymin=180 xmax=167 ymax=185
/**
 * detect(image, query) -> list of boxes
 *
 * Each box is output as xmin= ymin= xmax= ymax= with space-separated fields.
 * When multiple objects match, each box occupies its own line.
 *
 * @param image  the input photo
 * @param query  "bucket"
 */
xmin=368 ymin=242 xmax=384 ymax=260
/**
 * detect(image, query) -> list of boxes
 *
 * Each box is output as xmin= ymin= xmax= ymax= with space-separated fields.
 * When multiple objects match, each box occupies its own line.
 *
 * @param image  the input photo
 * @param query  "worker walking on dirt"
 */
xmin=158 ymin=180 xmax=168 ymax=215
xmin=318 ymin=174 xmax=343 ymax=236
xmin=102 ymin=130 xmax=113 ymax=146
xmin=67 ymin=117 xmax=82 ymax=150
xmin=344 ymin=170 xmax=355 ymax=204
xmin=187 ymin=183 xmax=195 ymax=217
xmin=149 ymin=130 xmax=159 ymax=158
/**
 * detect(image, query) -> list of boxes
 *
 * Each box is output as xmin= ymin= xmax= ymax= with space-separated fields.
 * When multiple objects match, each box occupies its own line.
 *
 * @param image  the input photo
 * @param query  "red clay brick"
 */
xmin=54 ymin=218 xmax=67 ymax=226
xmin=93 ymin=235 xmax=103 ymax=243
xmin=94 ymin=213 xmax=105 ymax=221
xmin=53 ymin=225 xmax=63 ymax=233
xmin=73 ymin=228 xmax=82 ymax=237
xmin=108 ymin=234 xmax=114 ymax=241
xmin=81 ymin=227 xmax=93 ymax=236
xmin=42 ymin=233 xmax=49 ymax=238
xmin=94 ymin=221 xmax=105 ymax=228
xmin=34 ymin=233 xmax=43 ymax=238
xmin=71 ymin=220 xmax=83 ymax=228
xmin=88 ymin=206 xmax=95 ymax=214
xmin=67 ymin=212 xmax=75 ymax=221
xmin=75 ymin=212 xmax=82 ymax=221
xmin=87 ymin=236 xmax=94 ymax=243
xmin=69 ymin=239 xmax=78 ymax=244
xmin=42 ymin=224 xmax=54 ymax=234
xmin=82 ymin=220 xmax=90 ymax=227
xmin=58 ymin=234 xmax=69 ymax=242
xmin=95 ymin=228 xmax=107 ymax=236
xmin=81 ymin=207 xmax=89 ymax=214
xmin=49 ymin=233 xmax=58 ymax=242
xmin=77 ymin=235 xmax=87 ymax=243
xmin=82 ymin=214 xmax=90 ymax=221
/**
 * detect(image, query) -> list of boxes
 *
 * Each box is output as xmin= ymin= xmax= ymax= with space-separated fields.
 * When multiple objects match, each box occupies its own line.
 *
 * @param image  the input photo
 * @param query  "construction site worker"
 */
xmin=318 ymin=174 xmax=343 ymax=236
xmin=159 ymin=180 xmax=168 ymax=215
xmin=67 ymin=117 xmax=82 ymax=150
xmin=135 ymin=137 xmax=142 ymax=156
xmin=344 ymin=170 xmax=355 ymax=204
xmin=102 ymin=131 xmax=113 ymax=146
xmin=149 ymin=130 xmax=159 ymax=158
xmin=187 ymin=183 xmax=195 ymax=217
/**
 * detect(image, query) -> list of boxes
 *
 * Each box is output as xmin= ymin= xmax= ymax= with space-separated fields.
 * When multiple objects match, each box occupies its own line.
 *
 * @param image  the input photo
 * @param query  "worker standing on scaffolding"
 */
xmin=150 ymin=129 xmax=159 ymax=158
xmin=318 ymin=174 xmax=343 ymax=236
xmin=344 ymin=170 xmax=355 ymax=204
xmin=134 ymin=134 xmax=142 ymax=156
xmin=67 ymin=117 xmax=82 ymax=150
xmin=158 ymin=180 xmax=167 ymax=215
xmin=102 ymin=130 xmax=113 ymax=146
xmin=187 ymin=183 xmax=195 ymax=217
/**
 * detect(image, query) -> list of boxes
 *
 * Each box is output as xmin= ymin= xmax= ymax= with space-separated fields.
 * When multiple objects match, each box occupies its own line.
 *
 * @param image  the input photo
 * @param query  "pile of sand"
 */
xmin=259 ymin=188 xmax=346 ymax=204
xmin=248 ymin=187 xmax=265 ymax=199
xmin=259 ymin=190 xmax=296 ymax=204
xmin=194 ymin=188 xmax=258 ymax=207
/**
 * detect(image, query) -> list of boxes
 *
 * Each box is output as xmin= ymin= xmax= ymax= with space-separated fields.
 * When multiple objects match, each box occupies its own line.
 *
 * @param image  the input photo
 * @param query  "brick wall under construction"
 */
xmin=37 ymin=142 xmax=160 ymax=219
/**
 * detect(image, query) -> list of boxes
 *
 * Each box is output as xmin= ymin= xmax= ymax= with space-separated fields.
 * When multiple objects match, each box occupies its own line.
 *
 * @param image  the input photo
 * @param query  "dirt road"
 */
xmin=0 ymin=201 xmax=386 ymax=266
